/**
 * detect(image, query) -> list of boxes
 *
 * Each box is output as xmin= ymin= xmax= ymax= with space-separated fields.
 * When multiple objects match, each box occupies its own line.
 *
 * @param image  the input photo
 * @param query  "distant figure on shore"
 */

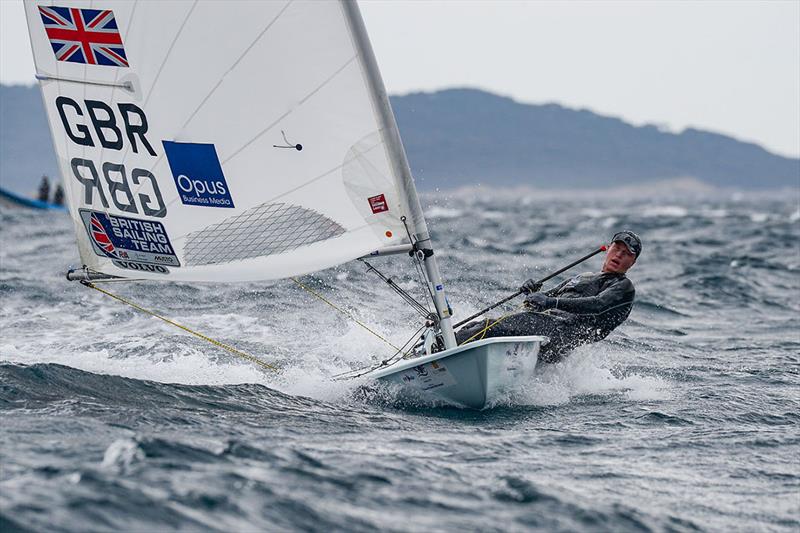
xmin=52 ymin=184 xmax=65 ymax=206
xmin=37 ymin=175 xmax=50 ymax=203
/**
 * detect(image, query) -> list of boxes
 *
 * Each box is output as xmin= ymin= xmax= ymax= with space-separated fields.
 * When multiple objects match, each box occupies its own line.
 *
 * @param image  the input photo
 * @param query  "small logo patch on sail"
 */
xmin=81 ymin=210 xmax=180 ymax=267
xmin=368 ymin=194 xmax=388 ymax=214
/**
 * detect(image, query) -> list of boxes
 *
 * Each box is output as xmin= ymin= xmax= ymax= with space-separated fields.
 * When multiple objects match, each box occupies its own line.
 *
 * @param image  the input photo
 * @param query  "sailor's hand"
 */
xmin=524 ymin=292 xmax=555 ymax=311
xmin=520 ymin=279 xmax=542 ymax=294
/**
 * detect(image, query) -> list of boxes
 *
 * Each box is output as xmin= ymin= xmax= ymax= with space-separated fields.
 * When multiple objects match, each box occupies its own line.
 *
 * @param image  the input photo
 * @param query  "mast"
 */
xmin=341 ymin=0 xmax=457 ymax=349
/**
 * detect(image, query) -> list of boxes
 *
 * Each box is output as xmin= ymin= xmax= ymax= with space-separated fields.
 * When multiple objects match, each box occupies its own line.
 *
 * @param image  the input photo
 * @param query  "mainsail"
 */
xmin=26 ymin=0 xmax=457 ymax=348
xmin=26 ymin=0 xmax=420 ymax=282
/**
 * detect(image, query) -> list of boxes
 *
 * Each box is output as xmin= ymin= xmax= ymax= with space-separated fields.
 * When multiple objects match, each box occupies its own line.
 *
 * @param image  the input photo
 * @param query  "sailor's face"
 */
xmin=602 ymin=241 xmax=636 ymax=273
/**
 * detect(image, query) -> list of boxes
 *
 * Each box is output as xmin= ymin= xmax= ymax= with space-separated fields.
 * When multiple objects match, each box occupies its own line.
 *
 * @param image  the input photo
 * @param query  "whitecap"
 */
xmin=642 ymin=206 xmax=689 ymax=217
xmin=101 ymin=438 xmax=144 ymax=471
xmin=513 ymin=347 xmax=673 ymax=406
xmin=581 ymin=208 xmax=605 ymax=218
xmin=426 ymin=206 xmax=463 ymax=219
xmin=601 ymin=216 xmax=618 ymax=228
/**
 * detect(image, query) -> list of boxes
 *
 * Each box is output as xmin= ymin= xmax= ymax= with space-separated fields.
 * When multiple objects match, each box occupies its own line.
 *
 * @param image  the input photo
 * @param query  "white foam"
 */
xmin=101 ymin=438 xmax=144 ymax=471
xmin=581 ymin=208 xmax=605 ymax=218
xmin=425 ymin=206 xmax=462 ymax=219
xmin=642 ymin=206 xmax=689 ymax=218
xmin=514 ymin=346 xmax=672 ymax=406
xmin=601 ymin=216 xmax=618 ymax=229
xmin=701 ymin=208 xmax=729 ymax=218
xmin=480 ymin=211 xmax=506 ymax=220
xmin=0 ymin=341 xmax=269 ymax=386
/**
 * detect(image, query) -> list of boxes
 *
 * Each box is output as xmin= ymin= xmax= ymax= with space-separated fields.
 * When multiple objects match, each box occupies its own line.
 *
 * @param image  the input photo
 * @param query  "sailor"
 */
xmin=52 ymin=184 xmax=65 ymax=206
xmin=37 ymin=175 xmax=50 ymax=203
xmin=455 ymin=230 xmax=641 ymax=363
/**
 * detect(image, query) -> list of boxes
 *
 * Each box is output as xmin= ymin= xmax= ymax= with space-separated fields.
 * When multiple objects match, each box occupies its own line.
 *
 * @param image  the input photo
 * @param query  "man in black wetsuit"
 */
xmin=455 ymin=231 xmax=642 ymax=363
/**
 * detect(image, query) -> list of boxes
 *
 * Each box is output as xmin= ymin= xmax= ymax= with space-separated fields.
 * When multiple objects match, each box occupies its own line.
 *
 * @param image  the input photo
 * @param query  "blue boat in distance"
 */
xmin=0 ymin=186 xmax=68 ymax=211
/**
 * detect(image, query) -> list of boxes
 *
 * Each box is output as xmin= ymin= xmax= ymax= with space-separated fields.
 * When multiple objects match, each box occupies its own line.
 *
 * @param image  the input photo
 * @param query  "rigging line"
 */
xmin=331 ymin=324 xmax=426 ymax=381
xmin=143 ymin=0 xmax=199 ymax=107
xmin=401 ymin=216 xmax=435 ymax=310
xmin=331 ymin=329 xmax=414 ymax=380
xmin=290 ymin=277 xmax=401 ymax=353
xmin=177 ymin=0 xmax=293 ymax=133
xmin=221 ymin=54 xmax=358 ymax=165
xmin=358 ymin=259 xmax=430 ymax=318
xmin=81 ymin=281 xmax=278 ymax=371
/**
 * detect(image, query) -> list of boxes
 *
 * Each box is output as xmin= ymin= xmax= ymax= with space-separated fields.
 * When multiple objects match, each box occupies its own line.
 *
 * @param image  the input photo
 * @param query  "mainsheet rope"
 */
xmin=80 ymin=277 xmax=530 ymax=376
xmin=289 ymin=277 xmax=402 ymax=352
xmin=81 ymin=281 xmax=278 ymax=372
xmin=459 ymin=301 xmax=530 ymax=345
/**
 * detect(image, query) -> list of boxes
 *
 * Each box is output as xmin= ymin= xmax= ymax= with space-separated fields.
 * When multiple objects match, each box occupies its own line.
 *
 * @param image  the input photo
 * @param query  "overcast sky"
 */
xmin=2 ymin=0 xmax=798 ymax=158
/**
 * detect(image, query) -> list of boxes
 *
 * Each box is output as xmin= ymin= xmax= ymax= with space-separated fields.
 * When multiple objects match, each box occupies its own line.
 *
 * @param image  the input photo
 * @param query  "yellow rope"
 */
xmin=82 ymin=282 xmax=278 ymax=372
xmin=459 ymin=302 xmax=529 ymax=345
xmin=290 ymin=277 xmax=401 ymax=352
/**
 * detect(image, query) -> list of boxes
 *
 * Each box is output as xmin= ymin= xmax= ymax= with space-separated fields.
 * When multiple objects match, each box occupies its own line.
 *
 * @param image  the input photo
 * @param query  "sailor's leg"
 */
xmin=455 ymin=318 xmax=495 ymax=344
xmin=455 ymin=312 xmax=562 ymax=345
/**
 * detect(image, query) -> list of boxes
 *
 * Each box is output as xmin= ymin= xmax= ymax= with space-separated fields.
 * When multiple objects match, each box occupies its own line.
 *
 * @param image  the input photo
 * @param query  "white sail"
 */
xmin=25 ymin=0 xmax=417 ymax=282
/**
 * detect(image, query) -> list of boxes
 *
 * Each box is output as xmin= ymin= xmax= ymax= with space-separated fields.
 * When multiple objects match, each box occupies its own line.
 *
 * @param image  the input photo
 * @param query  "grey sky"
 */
xmin=2 ymin=0 xmax=798 ymax=157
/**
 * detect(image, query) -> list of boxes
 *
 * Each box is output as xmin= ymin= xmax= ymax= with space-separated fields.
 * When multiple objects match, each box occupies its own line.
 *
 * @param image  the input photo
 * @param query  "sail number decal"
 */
xmin=80 ymin=209 xmax=180 ymax=273
xmin=55 ymin=96 xmax=234 ymax=215
xmin=56 ymin=96 xmax=167 ymax=218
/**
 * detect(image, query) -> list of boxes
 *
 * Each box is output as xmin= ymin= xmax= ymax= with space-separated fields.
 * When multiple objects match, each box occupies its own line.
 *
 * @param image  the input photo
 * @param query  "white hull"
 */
xmin=368 ymin=336 xmax=547 ymax=409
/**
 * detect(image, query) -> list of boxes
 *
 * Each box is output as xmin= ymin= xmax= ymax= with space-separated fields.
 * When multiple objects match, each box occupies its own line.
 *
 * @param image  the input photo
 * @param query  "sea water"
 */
xmin=1 ymin=188 xmax=798 ymax=531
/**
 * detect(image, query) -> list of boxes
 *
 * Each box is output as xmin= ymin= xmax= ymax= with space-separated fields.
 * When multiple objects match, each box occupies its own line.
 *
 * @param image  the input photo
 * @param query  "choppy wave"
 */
xmin=1 ymin=192 xmax=799 ymax=531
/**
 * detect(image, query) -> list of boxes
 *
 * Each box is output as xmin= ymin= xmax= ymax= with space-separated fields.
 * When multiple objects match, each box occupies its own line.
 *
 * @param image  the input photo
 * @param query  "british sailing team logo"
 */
xmin=80 ymin=210 xmax=180 ymax=274
xmin=38 ymin=6 xmax=129 ymax=67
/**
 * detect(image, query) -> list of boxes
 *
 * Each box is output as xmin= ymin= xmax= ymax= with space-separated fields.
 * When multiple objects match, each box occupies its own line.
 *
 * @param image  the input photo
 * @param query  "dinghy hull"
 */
xmin=369 ymin=336 xmax=547 ymax=409
xmin=0 ymin=187 xmax=67 ymax=211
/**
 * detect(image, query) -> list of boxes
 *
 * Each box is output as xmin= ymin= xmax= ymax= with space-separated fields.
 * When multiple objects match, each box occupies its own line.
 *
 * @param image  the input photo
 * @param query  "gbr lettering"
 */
xmin=56 ymin=96 xmax=166 ymax=218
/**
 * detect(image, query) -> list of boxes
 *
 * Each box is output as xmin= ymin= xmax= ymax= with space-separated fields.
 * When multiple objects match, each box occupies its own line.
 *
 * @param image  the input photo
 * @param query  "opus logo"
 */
xmin=162 ymin=140 xmax=234 ymax=208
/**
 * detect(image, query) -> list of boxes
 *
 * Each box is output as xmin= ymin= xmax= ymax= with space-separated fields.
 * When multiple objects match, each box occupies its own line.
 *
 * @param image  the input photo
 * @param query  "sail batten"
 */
xmin=26 ymin=0 xmax=416 ymax=282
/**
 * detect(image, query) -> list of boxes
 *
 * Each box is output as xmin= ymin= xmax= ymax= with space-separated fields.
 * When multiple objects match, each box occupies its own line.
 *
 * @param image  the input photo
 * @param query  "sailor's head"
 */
xmin=602 ymin=230 xmax=641 ymax=274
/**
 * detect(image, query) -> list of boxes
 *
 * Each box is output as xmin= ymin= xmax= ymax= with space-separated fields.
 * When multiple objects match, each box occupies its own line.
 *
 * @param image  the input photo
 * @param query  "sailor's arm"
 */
xmin=526 ymin=279 xmax=635 ymax=315
xmin=544 ymin=278 xmax=571 ymax=297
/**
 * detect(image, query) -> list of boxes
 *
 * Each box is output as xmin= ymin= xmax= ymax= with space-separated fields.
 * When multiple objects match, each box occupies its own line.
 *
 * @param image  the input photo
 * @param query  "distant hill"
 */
xmin=392 ymin=88 xmax=799 ymax=190
xmin=0 ymin=85 xmax=58 ymax=195
xmin=1 ymin=84 xmax=797 ymax=194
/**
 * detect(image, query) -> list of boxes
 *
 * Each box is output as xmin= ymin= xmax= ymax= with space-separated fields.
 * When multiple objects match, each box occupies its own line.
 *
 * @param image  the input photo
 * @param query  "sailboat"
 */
xmin=0 ymin=186 xmax=68 ymax=211
xmin=25 ymin=0 xmax=546 ymax=409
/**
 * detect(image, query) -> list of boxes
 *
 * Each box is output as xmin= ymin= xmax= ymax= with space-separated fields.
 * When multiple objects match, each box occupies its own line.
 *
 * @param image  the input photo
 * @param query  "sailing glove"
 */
xmin=524 ymin=292 xmax=556 ymax=312
xmin=520 ymin=279 xmax=543 ymax=294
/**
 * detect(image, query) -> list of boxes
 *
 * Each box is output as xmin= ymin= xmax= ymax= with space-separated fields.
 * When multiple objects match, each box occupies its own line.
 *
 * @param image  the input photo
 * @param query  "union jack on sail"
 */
xmin=90 ymin=213 xmax=117 ymax=256
xmin=38 ymin=5 xmax=128 ymax=67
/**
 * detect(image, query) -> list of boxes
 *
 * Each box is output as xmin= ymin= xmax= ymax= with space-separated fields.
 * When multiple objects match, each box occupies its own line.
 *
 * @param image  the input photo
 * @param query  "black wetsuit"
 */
xmin=455 ymin=272 xmax=635 ymax=363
